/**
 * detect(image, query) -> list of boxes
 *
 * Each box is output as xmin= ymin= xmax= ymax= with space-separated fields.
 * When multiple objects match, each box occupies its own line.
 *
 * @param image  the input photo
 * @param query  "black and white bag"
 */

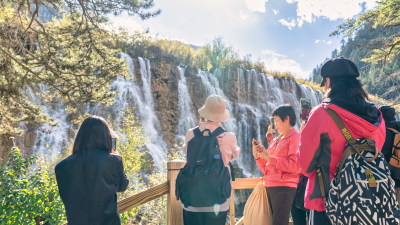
xmin=319 ymin=108 xmax=399 ymax=225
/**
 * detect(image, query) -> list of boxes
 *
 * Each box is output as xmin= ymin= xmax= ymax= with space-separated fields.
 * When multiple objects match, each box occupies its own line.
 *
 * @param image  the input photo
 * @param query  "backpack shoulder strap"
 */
xmin=211 ymin=127 xmax=226 ymax=137
xmin=323 ymin=107 xmax=356 ymax=144
xmin=324 ymin=107 xmax=378 ymax=159
xmin=193 ymin=127 xmax=202 ymax=137
xmin=388 ymin=127 xmax=399 ymax=134
xmin=317 ymin=107 xmax=357 ymax=203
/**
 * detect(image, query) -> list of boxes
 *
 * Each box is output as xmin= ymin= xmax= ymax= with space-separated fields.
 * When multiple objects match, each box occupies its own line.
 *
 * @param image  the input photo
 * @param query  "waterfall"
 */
xmin=234 ymin=103 xmax=263 ymax=177
xmin=194 ymin=69 xmax=322 ymax=176
xmin=196 ymin=71 xmax=237 ymax=133
xmin=176 ymin=66 xmax=196 ymax=141
xmin=109 ymin=54 xmax=167 ymax=169
xmin=21 ymin=53 xmax=323 ymax=178
xmin=27 ymin=87 xmax=72 ymax=160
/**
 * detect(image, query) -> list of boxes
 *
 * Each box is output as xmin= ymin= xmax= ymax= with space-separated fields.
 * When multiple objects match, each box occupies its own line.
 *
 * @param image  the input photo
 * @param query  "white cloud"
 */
xmin=240 ymin=10 xmax=249 ymax=20
xmin=108 ymin=13 xmax=144 ymax=33
xmin=315 ymin=39 xmax=332 ymax=45
xmin=278 ymin=18 xmax=297 ymax=30
xmin=273 ymin=9 xmax=279 ymax=15
xmin=280 ymin=0 xmax=377 ymax=28
xmin=245 ymin=0 xmax=268 ymax=12
xmin=261 ymin=49 xmax=310 ymax=79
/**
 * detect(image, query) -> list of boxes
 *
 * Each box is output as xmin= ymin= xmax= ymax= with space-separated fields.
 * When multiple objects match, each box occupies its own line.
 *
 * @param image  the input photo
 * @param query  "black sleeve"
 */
xmin=54 ymin=162 xmax=66 ymax=200
xmin=113 ymin=155 xmax=129 ymax=192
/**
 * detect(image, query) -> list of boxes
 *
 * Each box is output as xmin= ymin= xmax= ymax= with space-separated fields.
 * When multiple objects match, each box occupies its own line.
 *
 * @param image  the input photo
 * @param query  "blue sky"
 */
xmin=110 ymin=0 xmax=377 ymax=79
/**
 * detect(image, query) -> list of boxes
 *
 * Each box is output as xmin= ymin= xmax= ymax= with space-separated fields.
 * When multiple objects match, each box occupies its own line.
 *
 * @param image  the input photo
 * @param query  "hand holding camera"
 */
xmin=252 ymin=138 xmax=271 ymax=161
xmin=300 ymin=98 xmax=312 ymax=122
xmin=269 ymin=117 xmax=276 ymax=133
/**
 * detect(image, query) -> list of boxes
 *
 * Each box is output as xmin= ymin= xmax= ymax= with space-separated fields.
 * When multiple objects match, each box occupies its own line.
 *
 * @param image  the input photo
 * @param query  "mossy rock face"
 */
xmin=0 ymin=135 xmax=13 ymax=163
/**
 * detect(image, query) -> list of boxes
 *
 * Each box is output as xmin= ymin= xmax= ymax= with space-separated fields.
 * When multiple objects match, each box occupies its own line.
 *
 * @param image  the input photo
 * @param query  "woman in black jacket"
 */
xmin=55 ymin=116 xmax=129 ymax=225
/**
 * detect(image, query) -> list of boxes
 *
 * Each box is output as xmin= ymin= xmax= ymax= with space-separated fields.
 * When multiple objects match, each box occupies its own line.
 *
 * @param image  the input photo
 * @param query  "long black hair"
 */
xmin=72 ymin=116 xmax=113 ymax=154
xmin=324 ymin=76 xmax=368 ymax=100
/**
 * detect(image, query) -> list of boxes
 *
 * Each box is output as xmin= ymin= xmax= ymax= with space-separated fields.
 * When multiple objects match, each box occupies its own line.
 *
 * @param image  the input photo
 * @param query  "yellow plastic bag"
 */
xmin=243 ymin=179 xmax=272 ymax=225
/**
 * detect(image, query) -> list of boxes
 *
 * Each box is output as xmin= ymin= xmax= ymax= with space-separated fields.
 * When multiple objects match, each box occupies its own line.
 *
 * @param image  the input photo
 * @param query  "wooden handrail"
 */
xmin=115 ymin=161 xmax=262 ymax=225
xmin=117 ymin=181 xmax=169 ymax=214
xmin=232 ymin=178 xmax=262 ymax=189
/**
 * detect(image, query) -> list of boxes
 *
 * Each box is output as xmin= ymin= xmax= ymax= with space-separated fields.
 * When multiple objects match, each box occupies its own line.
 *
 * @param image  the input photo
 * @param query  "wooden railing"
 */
xmin=117 ymin=160 xmax=260 ymax=225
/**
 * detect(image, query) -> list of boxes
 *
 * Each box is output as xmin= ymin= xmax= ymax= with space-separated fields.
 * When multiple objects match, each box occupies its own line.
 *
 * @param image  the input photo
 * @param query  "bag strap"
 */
xmin=193 ymin=126 xmax=225 ymax=137
xmin=229 ymin=162 xmax=235 ymax=181
xmin=316 ymin=162 xmax=326 ymax=204
xmin=388 ymin=127 xmax=399 ymax=134
xmin=211 ymin=127 xmax=225 ymax=137
xmin=323 ymin=107 xmax=356 ymax=144
xmin=193 ymin=127 xmax=202 ymax=136
xmin=324 ymin=107 xmax=379 ymax=162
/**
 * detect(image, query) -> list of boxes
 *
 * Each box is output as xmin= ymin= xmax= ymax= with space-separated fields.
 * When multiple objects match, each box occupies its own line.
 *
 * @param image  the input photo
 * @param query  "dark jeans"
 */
xmin=266 ymin=186 xmax=296 ymax=225
xmin=309 ymin=210 xmax=331 ymax=225
xmin=291 ymin=205 xmax=308 ymax=225
xmin=183 ymin=209 xmax=228 ymax=225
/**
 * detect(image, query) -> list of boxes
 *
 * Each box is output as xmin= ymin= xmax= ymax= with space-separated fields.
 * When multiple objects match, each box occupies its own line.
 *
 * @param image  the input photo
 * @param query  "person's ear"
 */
xmin=325 ymin=77 xmax=331 ymax=88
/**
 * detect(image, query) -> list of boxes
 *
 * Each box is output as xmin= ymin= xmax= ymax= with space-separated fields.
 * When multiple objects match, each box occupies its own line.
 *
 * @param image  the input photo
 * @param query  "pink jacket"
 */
xmin=297 ymin=103 xmax=386 ymax=211
xmin=183 ymin=121 xmax=240 ymax=167
xmin=256 ymin=129 xmax=301 ymax=188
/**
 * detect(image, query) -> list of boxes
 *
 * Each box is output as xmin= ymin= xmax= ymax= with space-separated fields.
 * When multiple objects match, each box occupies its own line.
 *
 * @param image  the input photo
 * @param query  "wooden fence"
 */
xmin=117 ymin=160 xmax=261 ymax=225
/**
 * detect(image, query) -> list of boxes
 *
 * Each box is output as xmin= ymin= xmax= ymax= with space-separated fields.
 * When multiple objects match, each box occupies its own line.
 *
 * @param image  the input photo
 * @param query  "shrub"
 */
xmin=0 ymin=147 xmax=66 ymax=225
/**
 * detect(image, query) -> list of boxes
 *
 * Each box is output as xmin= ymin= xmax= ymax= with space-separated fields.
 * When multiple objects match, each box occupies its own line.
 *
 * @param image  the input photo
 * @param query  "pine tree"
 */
xmin=0 ymin=1 xmax=160 ymax=135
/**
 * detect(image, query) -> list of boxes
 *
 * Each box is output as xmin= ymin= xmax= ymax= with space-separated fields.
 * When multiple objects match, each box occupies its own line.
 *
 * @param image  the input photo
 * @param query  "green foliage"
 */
xmin=120 ymin=33 xmax=300 ymax=83
xmin=0 ymin=1 xmax=159 ymax=135
xmin=111 ymin=109 xmax=148 ymax=196
xmin=0 ymin=147 xmax=66 ymax=224
xmin=330 ymin=0 xmax=400 ymax=102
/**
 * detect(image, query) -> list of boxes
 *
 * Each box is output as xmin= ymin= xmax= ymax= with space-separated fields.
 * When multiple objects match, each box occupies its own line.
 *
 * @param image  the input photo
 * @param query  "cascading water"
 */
xmin=194 ymin=68 xmax=322 ymax=176
xmin=22 ymin=52 xmax=323 ymax=177
xmin=108 ymin=53 xmax=168 ymax=169
xmin=176 ymin=66 xmax=196 ymax=142
xmin=26 ymin=87 xmax=72 ymax=160
xmin=196 ymin=71 xmax=237 ymax=133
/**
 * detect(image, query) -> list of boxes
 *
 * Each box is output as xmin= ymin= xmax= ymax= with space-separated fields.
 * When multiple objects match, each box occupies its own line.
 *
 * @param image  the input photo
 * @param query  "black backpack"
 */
xmin=175 ymin=126 xmax=232 ymax=208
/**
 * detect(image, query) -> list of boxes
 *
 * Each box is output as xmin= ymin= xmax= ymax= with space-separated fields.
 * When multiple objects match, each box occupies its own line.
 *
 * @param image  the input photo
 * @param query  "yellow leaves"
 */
xmin=0 ymin=4 xmax=15 ymax=23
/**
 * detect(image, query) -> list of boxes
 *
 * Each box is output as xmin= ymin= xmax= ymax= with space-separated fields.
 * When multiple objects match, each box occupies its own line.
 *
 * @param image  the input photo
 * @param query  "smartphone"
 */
xmin=300 ymin=98 xmax=312 ymax=121
xmin=270 ymin=117 xmax=276 ymax=130
xmin=112 ymin=138 xmax=117 ymax=151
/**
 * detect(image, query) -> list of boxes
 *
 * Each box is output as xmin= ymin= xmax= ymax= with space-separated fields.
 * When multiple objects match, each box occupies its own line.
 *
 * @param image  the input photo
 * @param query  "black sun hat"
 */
xmin=320 ymin=57 xmax=360 ymax=87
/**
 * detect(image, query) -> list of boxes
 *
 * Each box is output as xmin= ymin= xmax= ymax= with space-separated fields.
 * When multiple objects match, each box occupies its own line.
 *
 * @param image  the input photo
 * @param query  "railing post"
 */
xmin=167 ymin=160 xmax=186 ymax=225
xmin=230 ymin=189 xmax=235 ymax=224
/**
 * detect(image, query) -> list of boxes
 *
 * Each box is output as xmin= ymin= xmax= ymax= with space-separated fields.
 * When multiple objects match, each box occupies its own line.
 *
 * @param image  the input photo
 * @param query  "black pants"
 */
xmin=266 ymin=186 xmax=297 ymax=225
xmin=183 ymin=209 xmax=228 ymax=225
xmin=291 ymin=205 xmax=308 ymax=225
xmin=309 ymin=210 xmax=331 ymax=225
